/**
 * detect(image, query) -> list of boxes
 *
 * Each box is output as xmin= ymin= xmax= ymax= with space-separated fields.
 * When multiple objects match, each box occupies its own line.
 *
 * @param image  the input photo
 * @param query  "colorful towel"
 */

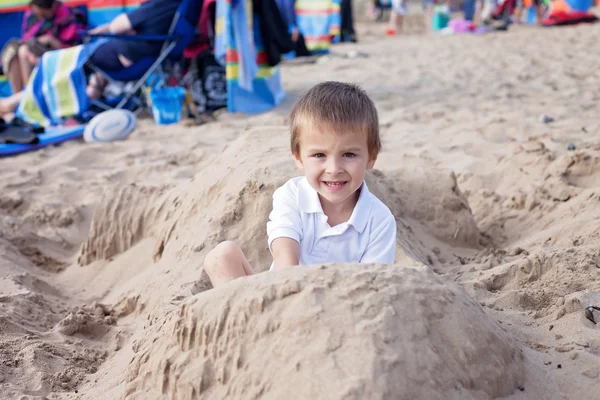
xmin=296 ymin=0 xmax=340 ymax=53
xmin=215 ymin=0 xmax=258 ymax=91
xmin=215 ymin=0 xmax=285 ymax=114
xmin=16 ymin=43 xmax=91 ymax=127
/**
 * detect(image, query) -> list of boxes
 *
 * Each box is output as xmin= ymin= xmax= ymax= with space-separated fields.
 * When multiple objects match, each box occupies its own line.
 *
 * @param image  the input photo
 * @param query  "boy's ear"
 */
xmin=367 ymin=154 xmax=377 ymax=170
xmin=293 ymin=152 xmax=304 ymax=170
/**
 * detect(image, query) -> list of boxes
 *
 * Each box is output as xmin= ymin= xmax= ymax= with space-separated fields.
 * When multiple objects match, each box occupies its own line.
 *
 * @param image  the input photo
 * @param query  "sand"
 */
xmin=1 ymin=21 xmax=600 ymax=399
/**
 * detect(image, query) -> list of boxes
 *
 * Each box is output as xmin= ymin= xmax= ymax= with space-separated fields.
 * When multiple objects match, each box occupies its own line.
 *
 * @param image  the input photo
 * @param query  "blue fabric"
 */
xmin=87 ymin=0 xmax=200 ymax=79
xmin=88 ymin=34 xmax=177 ymax=71
xmin=463 ymin=0 xmax=476 ymax=21
xmin=215 ymin=0 xmax=285 ymax=114
xmin=275 ymin=0 xmax=297 ymax=28
xmin=125 ymin=0 xmax=183 ymax=61
xmin=16 ymin=42 xmax=102 ymax=127
xmin=128 ymin=0 xmax=182 ymax=35
xmin=104 ymin=57 xmax=155 ymax=81
xmin=0 ymin=80 xmax=11 ymax=98
xmin=0 ymin=12 xmax=24 ymax=52
xmin=0 ymin=125 xmax=85 ymax=157
xmin=85 ymin=32 xmax=181 ymax=41
xmin=330 ymin=0 xmax=342 ymax=43
xmin=227 ymin=71 xmax=285 ymax=114
xmin=215 ymin=0 xmax=258 ymax=91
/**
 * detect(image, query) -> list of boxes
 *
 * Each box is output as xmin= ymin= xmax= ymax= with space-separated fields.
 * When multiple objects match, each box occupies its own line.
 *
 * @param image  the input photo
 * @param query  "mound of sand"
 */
xmin=122 ymin=264 xmax=528 ymax=400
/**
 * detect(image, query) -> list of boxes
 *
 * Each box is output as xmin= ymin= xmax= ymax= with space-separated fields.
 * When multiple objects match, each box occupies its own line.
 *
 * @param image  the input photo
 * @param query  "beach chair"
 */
xmin=83 ymin=0 xmax=202 ymax=113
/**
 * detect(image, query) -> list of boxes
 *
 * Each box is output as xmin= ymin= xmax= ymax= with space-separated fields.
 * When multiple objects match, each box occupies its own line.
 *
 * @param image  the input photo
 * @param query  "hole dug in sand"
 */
xmin=122 ymin=265 xmax=533 ymax=400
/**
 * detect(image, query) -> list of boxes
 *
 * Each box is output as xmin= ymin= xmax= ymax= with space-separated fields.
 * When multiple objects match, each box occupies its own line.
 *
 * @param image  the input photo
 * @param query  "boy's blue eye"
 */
xmin=343 ymin=153 xmax=356 ymax=157
xmin=312 ymin=153 xmax=325 ymax=158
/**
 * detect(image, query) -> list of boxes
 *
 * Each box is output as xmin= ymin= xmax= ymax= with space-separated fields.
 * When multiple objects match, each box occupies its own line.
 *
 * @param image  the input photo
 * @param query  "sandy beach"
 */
xmin=1 ymin=21 xmax=599 ymax=399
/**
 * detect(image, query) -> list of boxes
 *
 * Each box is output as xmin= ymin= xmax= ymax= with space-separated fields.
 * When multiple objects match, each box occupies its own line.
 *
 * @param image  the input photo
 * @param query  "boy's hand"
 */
xmin=271 ymin=237 xmax=300 ymax=270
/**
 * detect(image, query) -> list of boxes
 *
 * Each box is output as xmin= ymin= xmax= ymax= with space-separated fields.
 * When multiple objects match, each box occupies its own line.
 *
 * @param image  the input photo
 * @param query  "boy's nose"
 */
xmin=325 ymin=158 xmax=343 ymax=174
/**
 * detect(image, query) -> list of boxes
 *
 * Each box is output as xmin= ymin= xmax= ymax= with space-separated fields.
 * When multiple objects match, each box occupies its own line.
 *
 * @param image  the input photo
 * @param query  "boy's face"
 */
xmin=294 ymin=126 xmax=376 ymax=211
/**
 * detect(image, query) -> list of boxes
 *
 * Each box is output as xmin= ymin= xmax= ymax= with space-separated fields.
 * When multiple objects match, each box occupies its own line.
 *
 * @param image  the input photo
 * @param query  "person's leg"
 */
xmin=86 ymin=41 xmax=130 ymax=99
xmin=387 ymin=0 xmax=406 ymax=35
xmin=387 ymin=11 xmax=403 ymax=34
xmin=514 ymin=0 xmax=524 ymax=23
xmin=0 ymin=91 xmax=25 ymax=115
xmin=535 ymin=0 xmax=544 ymax=25
xmin=203 ymin=241 xmax=255 ymax=288
xmin=424 ymin=2 xmax=434 ymax=32
xmin=86 ymin=73 xmax=108 ymax=99
xmin=17 ymin=44 xmax=35 ymax=89
xmin=464 ymin=0 xmax=476 ymax=21
xmin=6 ymin=57 xmax=24 ymax=94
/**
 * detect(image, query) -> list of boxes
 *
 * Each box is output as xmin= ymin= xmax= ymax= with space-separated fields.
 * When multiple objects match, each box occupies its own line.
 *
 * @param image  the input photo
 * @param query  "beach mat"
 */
xmin=0 ymin=124 xmax=85 ymax=157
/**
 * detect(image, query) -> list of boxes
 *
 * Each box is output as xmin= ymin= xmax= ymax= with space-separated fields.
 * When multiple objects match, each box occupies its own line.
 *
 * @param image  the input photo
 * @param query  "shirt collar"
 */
xmin=297 ymin=177 xmax=373 ymax=233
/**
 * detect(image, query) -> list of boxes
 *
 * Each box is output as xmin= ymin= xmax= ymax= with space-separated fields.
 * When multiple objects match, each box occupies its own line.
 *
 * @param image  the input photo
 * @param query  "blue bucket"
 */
xmin=432 ymin=6 xmax=450 ymax=31
xmin=149 ymin=87 xmax=186 ymax=125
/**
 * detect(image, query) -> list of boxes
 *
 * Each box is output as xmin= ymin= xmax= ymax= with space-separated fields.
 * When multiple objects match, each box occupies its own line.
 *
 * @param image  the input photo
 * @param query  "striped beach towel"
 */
xmin=215 ymin=0 xmax=285 ymax=114
xmin=16 ymin=43 xmax=90 ymax=127
xmin=296 ymin=0 xmax=340 ymax=53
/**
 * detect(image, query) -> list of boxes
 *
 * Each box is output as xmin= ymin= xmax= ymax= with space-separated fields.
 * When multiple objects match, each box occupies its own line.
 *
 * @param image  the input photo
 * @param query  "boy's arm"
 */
xmin=267 ymin=180 xmax=303 ymax=269
xmin=360 ymin=215 xmax=396 ymax=264
xmin=271 ymin=237 xmax=300 ymax=270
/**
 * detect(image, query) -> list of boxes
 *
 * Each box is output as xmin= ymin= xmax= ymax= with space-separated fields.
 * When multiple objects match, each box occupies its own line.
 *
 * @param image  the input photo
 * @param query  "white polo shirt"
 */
xmin=266 ymin=177 xmax=396 ymax=268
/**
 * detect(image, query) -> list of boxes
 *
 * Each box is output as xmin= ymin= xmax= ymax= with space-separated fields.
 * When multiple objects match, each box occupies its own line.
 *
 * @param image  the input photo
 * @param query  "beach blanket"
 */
xmin=0 ymin=124 xmax=85 ymax=157
xmin=215 ymin=0 xmax=285 ymax=114
xmin=16 ymin=43 xmax=91 ymax=127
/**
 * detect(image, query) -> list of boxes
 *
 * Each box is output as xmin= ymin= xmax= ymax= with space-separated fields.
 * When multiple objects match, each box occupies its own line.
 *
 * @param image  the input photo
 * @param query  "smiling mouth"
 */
xmin=323 ymin=181 xmax=347 ymax=188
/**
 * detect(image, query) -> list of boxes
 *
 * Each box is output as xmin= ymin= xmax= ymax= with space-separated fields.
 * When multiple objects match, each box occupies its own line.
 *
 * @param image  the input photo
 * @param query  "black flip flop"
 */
xmin=0 ymin=118 xmax=39 ymax=144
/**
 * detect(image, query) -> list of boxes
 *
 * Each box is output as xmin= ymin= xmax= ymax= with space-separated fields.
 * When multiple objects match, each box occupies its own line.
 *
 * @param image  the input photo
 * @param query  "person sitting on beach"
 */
xmin=204 ymin=81 xmax=397 ymax=288
xmin=0 ymin=0 xmax=86 ymax=94
xmin=0 ymin=0 xmax=182 ymax=116
xmin=84 ymin=0 xmax=184 ymax=99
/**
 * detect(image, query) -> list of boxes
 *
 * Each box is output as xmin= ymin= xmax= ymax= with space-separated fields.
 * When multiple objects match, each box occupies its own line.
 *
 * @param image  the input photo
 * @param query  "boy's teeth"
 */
xmin=326 ymin=182 xmax=344 ymax=187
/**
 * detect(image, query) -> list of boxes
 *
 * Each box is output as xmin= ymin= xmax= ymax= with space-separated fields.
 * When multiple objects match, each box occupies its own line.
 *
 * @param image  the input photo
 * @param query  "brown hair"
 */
xmin=30 ymin=0 xmax=56 ymax=9
xmin=290 ymin=81 xmax=380 ymax=159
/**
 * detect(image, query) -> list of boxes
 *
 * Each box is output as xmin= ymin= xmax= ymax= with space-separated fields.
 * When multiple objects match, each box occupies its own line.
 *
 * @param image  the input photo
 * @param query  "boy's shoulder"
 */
xmin=363 ymin=186 xmax=394 ymax=222
xmin=274 ymin=176 xmax=305 ymax=197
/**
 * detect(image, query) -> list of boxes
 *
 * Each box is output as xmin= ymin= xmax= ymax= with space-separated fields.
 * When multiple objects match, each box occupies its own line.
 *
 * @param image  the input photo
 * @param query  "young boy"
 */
xmin=204 ymin=81 xmax=397 ymax=288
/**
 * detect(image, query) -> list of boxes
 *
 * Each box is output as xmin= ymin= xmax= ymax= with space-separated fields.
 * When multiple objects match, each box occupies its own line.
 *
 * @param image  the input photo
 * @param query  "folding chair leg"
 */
xmin=115 ymin=41 xmax=178 ymax=110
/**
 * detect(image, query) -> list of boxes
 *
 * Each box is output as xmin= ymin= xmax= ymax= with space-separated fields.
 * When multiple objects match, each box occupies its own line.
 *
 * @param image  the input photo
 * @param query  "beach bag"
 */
xmin=196 ymin=52 xmax=227 ymax=112
xmin=184 ymin=52 xmax=227 ymax=113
